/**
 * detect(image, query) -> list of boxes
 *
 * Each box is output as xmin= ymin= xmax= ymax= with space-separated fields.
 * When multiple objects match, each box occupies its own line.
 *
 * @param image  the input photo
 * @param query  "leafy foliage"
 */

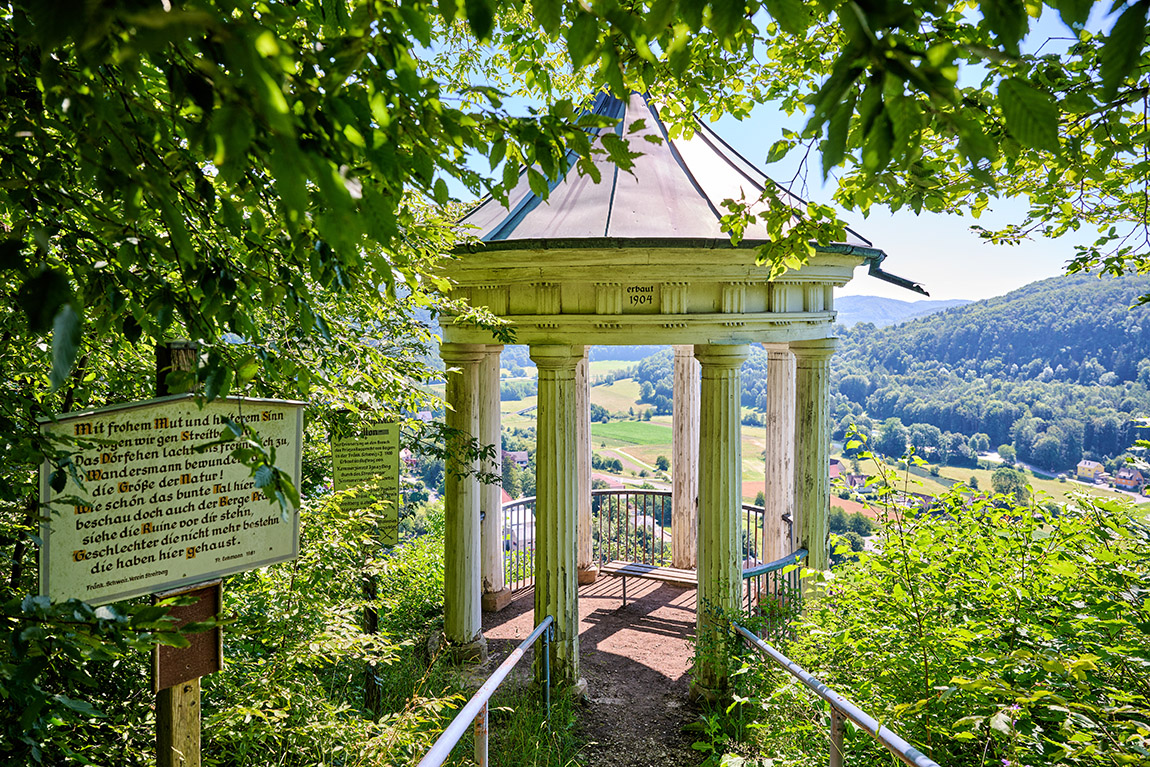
xmin=717 ymin=490 xmax=1150 ymax=766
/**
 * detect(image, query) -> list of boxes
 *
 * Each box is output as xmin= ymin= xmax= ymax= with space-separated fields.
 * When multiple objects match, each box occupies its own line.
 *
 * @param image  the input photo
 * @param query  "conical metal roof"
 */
xmin=461 ymin=91 xmax=873 ymax=248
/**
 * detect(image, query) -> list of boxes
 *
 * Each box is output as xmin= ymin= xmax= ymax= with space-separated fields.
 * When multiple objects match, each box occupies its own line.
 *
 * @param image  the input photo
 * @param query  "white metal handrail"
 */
xmin=733 ymin=623 xmax=941 ymax=767
xmin=416 ymin=616 xmax=554 ymax=767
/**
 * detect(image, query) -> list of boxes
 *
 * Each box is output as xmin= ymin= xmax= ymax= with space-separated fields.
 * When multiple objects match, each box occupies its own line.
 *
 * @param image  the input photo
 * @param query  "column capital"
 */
xmin=694 ymin=343 xmax=751 ymax=369
xmin=789 ymin=337 xmax=837 ymax=360
xmin=529 ymin=344 xmax=583 ymax=370
xmin=440 ymin=343 xmax=487 ymax=364
xmin=482 ymin=343 xmax=505 ymax=354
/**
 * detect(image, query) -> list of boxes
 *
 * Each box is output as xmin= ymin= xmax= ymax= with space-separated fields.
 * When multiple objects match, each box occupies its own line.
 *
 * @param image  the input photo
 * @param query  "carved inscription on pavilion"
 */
xmin=39 ymin=396 xmax=305 ymax=605
xmin=623 ymin=285 xmax=659 ymax=314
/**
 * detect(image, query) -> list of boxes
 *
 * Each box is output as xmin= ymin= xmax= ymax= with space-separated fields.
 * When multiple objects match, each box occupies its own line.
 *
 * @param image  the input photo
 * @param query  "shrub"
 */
xmin=721 ymin=492 xmax=1150 ymax=766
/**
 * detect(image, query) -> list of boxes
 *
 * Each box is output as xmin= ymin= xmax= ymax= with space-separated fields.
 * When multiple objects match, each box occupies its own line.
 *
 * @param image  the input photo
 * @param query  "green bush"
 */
xmin=719 ymin=491 xmax=1150 ymax=766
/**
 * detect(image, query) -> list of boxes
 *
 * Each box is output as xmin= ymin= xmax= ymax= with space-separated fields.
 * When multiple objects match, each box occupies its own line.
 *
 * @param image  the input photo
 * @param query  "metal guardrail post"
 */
xmin=416 ymin=616 xmax=555 ymax=767
xmin=731 ymin=623 xmax=941 ymax=767
xmin=475 ymin=701 xmax=488 ymax=767
xmin=544 ymin=622 xmax=552 ymax=716
xmin=830 ymin=708 xmax=845 ymax=767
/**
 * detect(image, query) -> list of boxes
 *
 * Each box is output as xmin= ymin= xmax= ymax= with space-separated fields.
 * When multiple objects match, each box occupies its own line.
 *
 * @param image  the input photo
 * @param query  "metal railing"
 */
xmin=732 ymin=623 xmax=941 ymax=767
xmin=416 ymin=616 xmax=554 ymax=767
xmin=741 ymin=548 xmax=806 ymax=644
xmin=592 ymin=489 xmax=672 ymax=567
xmin=502 ymin=495 xmax=537 ymax=593
xmin=502 ymin=490 xmax=794 ymax=594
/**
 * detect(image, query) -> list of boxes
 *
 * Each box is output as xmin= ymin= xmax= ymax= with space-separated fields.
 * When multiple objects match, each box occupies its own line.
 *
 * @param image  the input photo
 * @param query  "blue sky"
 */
xmin=711 ymin=110 xmax=1093 ymax=302
xmin=449 ymin=8 xmax=1109 ymax=303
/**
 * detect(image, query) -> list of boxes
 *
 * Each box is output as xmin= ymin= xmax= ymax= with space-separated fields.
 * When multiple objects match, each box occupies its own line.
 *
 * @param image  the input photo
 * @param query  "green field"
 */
xmin=831 ymin=450 xmax=1149 ymax=510
xmin=591 ymin=420 xmax=673 ymax=445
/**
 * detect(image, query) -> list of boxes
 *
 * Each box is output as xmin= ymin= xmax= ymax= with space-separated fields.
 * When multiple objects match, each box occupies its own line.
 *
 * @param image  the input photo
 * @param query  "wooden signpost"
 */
xmin=331 ymin=422 xmax=400 ymax=712
xmin=38 ymin=345 xmax=306 ymax=767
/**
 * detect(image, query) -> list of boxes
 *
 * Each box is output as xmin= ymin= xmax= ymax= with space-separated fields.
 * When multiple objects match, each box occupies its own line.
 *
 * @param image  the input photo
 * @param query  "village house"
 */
xmin=1076 ymin=459 xmax=1104 ymax=482
xmin=1113 ymin=466 xmax=1145 ymax=492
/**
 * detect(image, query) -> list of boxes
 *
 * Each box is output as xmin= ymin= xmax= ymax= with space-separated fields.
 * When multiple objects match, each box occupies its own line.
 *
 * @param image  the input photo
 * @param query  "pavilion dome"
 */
xmin=460 ymin=91 xmax=873 ymax=249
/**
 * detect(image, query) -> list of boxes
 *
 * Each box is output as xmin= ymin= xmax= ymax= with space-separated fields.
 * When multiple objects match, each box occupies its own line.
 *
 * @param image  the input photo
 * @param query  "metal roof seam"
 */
xmin=645 ymin=99 xmax=727 ymax=227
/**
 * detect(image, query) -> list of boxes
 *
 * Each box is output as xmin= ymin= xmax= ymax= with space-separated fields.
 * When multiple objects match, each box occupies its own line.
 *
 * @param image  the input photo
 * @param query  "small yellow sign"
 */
xmin=331 ymin=424 xmax=400 ymax=545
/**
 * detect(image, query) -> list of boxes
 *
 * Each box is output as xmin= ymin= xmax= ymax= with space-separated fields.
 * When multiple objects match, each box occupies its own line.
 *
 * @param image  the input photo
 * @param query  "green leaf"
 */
xmin=766 ymin=139 xmax=791 ymax=163
xmin=464 ymin=0 xmax=495 ymax=41
xmin=1053 ymin=0 xmax=1093 ymax=28
xmin=527 ymin=168 xmax=550 ymax=199
xmin=1101 ymin=1 xmax=1149 ymax=99
xmin=236 ymin=355 xmax=259 ymax=387
xmin=531 ymin=0 xmax=561 ymax=36
xmin=566 ymin=13 xmax=599 ymax=70
xmin=50 ymin=304 xmax=82 ymax=391
xmin=54 ymin=695 xmax=105 ymax=718
xmin=710 ymin=0 xmax=744 ymax=37
xmin=999 ymin=79 xmax=1060 ymax=153
xmin=821 ymin=89 xmax=857 ymax=178
xmin=763 ymin=0 xmax=809 ymax=35
xmin=981 ymin=0 xmax=1027 ymax=53
xmin=20 ymin=269 xmax=72 ymax=333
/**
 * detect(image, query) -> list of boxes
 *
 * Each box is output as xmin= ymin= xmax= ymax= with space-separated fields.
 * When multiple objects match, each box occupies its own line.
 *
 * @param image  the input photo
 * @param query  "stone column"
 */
xmin=672 ymin=345 xmax=700 ymax=569
xmin=792 ymin=338 xmax=836 ymax=573
xmin=693 ymin=343 xmax=750 ymax=697
xmin=440 ymin=343 xmax=487 ymax=661
xmin=530 ymin=344 xmax=583 ymax=690
xmin=763 ymin=345 xmax=795 ymax=561
xmin=479 ymin=344 xmax=512 ymax=612
xmin=575 ymin=351 xmax=598 ymax=583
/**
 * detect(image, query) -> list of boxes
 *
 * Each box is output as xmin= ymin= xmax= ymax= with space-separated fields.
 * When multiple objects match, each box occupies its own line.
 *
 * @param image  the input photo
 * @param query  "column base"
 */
xmin=577 ymin=566 xmax=599 ymax=585
xmin=688 ymin=679 xmax=727 ymax=705
xmin=429 ymin=632 xmax=489 ymax=665
xmin=481 ymin=588 xmax=514 ymax=612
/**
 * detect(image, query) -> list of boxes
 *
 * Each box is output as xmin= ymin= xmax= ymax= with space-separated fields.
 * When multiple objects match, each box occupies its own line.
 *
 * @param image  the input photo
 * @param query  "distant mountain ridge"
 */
xmin=835 ymin=296 xmax=972 ymax=327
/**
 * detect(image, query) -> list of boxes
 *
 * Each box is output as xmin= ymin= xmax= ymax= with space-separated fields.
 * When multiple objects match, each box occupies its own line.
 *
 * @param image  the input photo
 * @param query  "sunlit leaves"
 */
xmin=999 ymin=78 xmax=1061 ymax=153
xmin=1101 ymin=0 xmax=1150 ymax=99
xmin=567 ymin=12 xmax=600 ymax=69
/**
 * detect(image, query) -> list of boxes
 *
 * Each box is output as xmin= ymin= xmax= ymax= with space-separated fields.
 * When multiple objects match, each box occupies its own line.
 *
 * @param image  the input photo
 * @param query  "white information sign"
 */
xmin=331 ymin=424 xmax=400 ymax=546
xmin=39 ymin=395 xmax=306 ymax=605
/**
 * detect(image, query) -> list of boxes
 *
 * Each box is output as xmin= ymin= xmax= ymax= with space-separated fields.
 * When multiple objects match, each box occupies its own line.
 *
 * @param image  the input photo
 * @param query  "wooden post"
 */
xmin=155 ymin=340 xmax=203 ymax=767
xmin=158 ymin=681 xmax=201 ymax=767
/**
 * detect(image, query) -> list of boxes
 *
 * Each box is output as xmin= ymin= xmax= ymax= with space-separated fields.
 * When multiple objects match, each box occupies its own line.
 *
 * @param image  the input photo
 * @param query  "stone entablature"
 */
xmin=442 ymin=245 xmax=862 ymax=346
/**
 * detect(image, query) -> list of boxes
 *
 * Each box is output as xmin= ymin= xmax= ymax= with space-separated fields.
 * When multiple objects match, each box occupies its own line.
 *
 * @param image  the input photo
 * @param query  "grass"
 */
xmin=831 ymin=451 xmax=1150 ymax=510
xmin=591 ymin=420 xmax=673 ymax=445
xmin=590 ymin=377 xmax=643 ymax=413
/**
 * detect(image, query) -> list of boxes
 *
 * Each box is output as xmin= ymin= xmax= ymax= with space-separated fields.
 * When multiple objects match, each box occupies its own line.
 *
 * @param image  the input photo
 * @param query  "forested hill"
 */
xmin=838 ymin=274 xmax=1150 ymax=384
xmin=835 ymin=296 xmax=971 ymax=327
xmin=831 ymin=273 xmax=1150 ymax=470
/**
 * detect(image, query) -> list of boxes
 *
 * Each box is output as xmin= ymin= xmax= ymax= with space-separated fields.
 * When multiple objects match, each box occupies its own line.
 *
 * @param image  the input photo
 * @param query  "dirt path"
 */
xmin=483 ymin=578 xmax=705 ymax=767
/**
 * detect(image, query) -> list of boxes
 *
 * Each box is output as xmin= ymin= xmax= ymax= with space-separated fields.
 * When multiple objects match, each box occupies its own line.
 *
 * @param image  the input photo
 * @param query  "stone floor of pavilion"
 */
xmin=482 ymin=578 xmax=706 ymax=767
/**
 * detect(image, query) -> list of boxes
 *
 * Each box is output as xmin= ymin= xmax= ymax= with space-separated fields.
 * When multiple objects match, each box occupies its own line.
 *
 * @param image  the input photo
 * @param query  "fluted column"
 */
xmin=792 ymin=338 xmax=836 ymax=573
xmin=693 ymin=343 xmax=750 ymax=696
xmin=575 ymin=351 xmax=597 ymax=583
xmin=530 ymin=344 xmax=582 ymax=690
xmin=440 ymin=343 xmax=486 ymax=661
xmin=479 ymin=344 xmax=512 ymax=612
xmin=763 ymin=345 xmax=795 ymax=562
xmin=672 ymin=345 xmax=700 ymax=569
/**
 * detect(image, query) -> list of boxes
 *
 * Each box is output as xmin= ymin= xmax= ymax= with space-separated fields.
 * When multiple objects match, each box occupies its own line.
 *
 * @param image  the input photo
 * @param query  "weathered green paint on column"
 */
xmin=672 ymin=345 xmax=700 ymax=570
xmin=440 ymin=343 xmax=486 ymax=660
xmin=575 ymin=351 xmax=597 ymax=583
xmin=479 ymin=344 xmax=511 ymax=611
xmin=763 ymin=344 xmax=795 ymax=561
xmin=792 ymin=338 xmax=836 ymax=573
xmin=693 ymin=343 xmax=750 ymax=697
xmin=530 ymin=344 xmax=582 ymax=689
